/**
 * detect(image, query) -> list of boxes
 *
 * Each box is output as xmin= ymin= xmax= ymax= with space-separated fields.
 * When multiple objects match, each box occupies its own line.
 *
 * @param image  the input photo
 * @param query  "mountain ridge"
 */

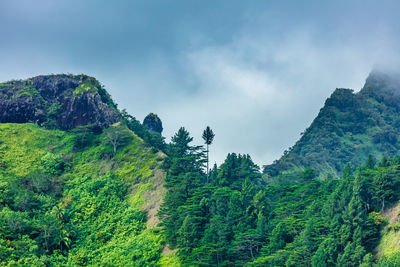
xmin=263 ymin=71 xmax=400 ymax=179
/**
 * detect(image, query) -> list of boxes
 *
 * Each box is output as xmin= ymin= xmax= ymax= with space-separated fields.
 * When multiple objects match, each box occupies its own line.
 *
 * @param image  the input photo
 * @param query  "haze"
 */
xmin=1 ymin=0 xmax=400 ymax=167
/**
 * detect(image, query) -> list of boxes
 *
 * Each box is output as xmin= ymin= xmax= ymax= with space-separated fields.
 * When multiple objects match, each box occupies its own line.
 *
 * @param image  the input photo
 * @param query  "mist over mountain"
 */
xmin=264 ymin=70 xmax=400 ymax=179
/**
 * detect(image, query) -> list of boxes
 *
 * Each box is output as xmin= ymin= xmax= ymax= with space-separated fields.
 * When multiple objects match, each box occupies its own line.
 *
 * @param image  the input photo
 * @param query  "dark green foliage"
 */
xmin=0 ymin=170 xmax=66 ymax=260
xmin=70 ymin=124 xmax=101 ymax=151
xmin=160 ymin=127 xmax=284 ymax=265
xmin=364 ymin=154 xmax=376 ymax=170
xmin=202 ymin=126 xmax=215 ymax=146
xmin=373 ymin=172 xmax=394 ymax=212
xmin=158 ymin=127 xmax=205 ymax=248
xmin=202 ymin=126 xmax=215 ymax=179
xmin=43 ymin=102 xmax=62 ymax=129
xmin=160 ymin=124 xmax=400 ymax=266
xmin=41 ymin=153 xmax=66 ymax=176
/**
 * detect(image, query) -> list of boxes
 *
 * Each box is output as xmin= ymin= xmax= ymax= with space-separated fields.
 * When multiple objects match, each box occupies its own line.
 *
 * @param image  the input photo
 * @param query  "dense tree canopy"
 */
xmin=159 ymin=127 xmax=400 ymax=266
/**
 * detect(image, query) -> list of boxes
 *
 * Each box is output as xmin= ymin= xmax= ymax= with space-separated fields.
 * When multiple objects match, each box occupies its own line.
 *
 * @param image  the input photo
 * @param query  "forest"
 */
xmin=159 ymin=127 xmax=400 ymax=266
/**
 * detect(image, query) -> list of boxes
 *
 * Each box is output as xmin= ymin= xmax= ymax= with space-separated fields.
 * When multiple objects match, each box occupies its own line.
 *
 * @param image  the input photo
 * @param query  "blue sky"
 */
xmin=1 ymin=1 xmax=400 ymax=167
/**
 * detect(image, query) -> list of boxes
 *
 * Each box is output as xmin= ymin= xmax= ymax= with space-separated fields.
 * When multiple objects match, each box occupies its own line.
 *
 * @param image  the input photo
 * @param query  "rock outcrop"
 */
xmin=143 ymin=113 xmax=163 ymax=134
xmin=0 ymin=74 xmax=121 ymax=130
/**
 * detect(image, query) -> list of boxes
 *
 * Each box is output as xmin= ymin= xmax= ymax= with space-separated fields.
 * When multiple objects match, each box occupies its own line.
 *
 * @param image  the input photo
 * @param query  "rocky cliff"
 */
xmin=0 ymin=74 xmax=121 ymax=130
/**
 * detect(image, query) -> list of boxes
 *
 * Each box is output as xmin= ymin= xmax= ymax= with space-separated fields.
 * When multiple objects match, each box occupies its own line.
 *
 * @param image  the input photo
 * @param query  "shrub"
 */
xmin=41 ymin=153 xmax=65 ymax=176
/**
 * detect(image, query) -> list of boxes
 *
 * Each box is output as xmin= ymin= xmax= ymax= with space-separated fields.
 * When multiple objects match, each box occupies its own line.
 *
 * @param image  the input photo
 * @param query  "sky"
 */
xmin=1 ymin=0 xmax=400 ymax=168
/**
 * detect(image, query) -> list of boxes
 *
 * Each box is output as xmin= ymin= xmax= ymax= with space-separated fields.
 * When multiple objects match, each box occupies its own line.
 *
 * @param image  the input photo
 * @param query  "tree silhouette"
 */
xmin=202 ymin=126 xmax=215 ymax=182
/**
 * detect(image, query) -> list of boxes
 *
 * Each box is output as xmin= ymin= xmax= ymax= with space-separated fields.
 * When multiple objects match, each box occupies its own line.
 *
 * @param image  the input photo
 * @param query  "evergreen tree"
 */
xmin=373 ymin=172 xmax=393 ymax=212
xmin=364 ymin=155 xmax=376 ymax=170
xmin=202 ymin=126 xmax=215 ymax=182
xmin=170 ymin=127 xmax=194 ymax=158
xmin=159 ymin=127 xmax=205 ymax=246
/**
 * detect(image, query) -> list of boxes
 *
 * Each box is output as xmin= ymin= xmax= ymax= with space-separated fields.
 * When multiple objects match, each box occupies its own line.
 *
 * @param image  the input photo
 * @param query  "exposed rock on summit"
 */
xmin=0 ymin=74 xmax=121 ymax=130
xmin=143 ymin=113 xmax=163 ymax=134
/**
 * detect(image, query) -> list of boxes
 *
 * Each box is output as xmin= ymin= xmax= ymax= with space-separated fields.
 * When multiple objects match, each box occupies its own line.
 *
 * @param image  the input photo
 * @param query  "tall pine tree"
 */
xmin=202 ymin=126 xmax=215 ymax=182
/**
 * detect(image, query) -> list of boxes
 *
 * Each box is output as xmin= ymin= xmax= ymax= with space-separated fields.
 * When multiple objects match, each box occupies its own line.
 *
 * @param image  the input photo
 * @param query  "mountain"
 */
xmin=263 ymin=71 xmax=400 ymax=179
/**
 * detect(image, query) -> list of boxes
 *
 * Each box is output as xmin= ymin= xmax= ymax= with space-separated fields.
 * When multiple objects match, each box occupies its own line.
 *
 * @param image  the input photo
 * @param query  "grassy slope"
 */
xmin=375 ymin=202 xmax=400 ymax=262
xmin=0 ymin=123 xmax=180 ymax=266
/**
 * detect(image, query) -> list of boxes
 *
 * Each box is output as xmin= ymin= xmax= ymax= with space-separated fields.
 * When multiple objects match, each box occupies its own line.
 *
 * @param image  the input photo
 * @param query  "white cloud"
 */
xmin=148 ymin=25 xmax=398 ymax=167
xmin=1 ymin=1 xmax=400 ymax=169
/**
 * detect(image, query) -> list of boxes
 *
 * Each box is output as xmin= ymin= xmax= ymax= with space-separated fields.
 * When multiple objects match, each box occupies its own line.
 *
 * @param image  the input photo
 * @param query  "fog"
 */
xmin=1 ymin=0 xmax=400 ymax=167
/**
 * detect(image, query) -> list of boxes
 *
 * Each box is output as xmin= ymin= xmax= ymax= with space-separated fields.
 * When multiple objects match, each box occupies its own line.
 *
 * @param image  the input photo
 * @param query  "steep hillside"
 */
xmin=264 ymin=71 xmax=400 ymax=179
xmin=0 ymin=123 xmax=172 ymax=265
xmin=0 ymin=73 xmax=180 ymax=266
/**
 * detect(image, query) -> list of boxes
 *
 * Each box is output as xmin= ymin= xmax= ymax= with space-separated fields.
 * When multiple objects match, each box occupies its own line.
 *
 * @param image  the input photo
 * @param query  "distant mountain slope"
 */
xmin=264 ymin=71 xmax=400 ymax=178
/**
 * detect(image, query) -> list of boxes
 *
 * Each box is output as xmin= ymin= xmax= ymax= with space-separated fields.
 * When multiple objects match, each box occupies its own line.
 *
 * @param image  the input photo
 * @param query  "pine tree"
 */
xmin=373 ymin=172 xmax=393 ymax=212
xmin=170 ymin=127 xmax=194 ymax=158
xmin=159 ymin=127 xmax=205 ymax=246
xmin=202 ymin=126 xmax=215 ymax=182
xmin=364 ymin=155 xmax=376 ymax=170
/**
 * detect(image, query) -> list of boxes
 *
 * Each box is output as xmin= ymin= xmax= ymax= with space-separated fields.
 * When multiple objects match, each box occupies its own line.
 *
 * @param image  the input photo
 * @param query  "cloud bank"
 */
xmin=1 ymin=1 xmax=400 ymax=167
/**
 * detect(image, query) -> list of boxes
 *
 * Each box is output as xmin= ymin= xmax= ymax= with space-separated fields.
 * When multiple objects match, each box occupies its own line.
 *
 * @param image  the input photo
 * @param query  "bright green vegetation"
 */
xmin=0 ymin=80 xmax=43 ymax=101
xmin=73 ymin=82 xmax=98 ymax=96
xmin=0 ymin=123 xmax=167 ymax=266
xmin=264 ymin=72 xmax=400 ymax=179
xmin=160 ymin=127 xmax=400 ymax=266
xmin=374 ymin=202 xmax=400 ymax=264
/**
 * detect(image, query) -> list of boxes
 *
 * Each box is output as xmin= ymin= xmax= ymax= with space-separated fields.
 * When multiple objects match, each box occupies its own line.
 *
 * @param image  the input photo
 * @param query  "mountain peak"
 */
xmin=0 ymin=74 xmax=121 ymax=130
xmin=361 ymin=70 xmax=400 ymax=97
xmin=264 ymin=71 xmax=400 ymax=179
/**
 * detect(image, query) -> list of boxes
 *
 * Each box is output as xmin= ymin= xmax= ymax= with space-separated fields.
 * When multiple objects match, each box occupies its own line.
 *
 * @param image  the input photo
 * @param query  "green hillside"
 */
xmin=264 ymin=71 xmax=400 ymax=179
xmin=0 ymin=123 xmax=177 ymax=266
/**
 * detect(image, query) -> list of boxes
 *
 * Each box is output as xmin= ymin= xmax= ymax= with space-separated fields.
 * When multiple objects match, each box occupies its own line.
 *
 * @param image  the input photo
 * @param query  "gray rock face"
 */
xmin=60 ymin=92 xmax=120 ymax=130
xmin=0 ymin=74 xmax=121 ymax=130
xmin=31 ymin=75 xmax=79 ymax=101
xmin=143 ymin=113 xmax=163 ymax=134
